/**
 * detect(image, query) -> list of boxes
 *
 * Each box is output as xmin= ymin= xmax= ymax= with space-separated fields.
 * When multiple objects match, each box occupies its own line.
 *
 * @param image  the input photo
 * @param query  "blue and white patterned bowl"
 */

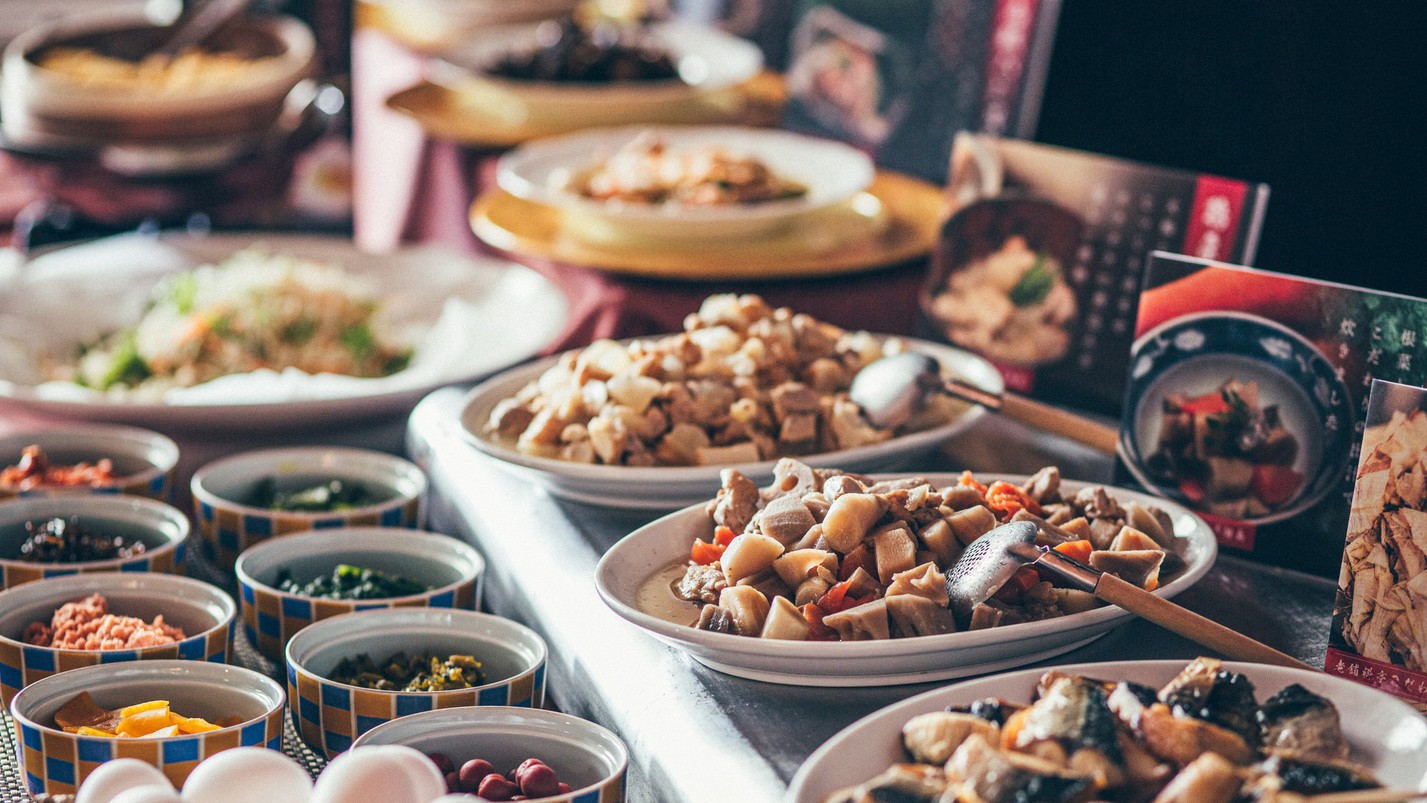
xmin=1120 ymin=310 xmax=1356 ymax=524
xmin=286 ymin=608 xmax=546 ymax=759
xmin=191 ymin=446 xmax=427 ymax=570
xmin=0 ymin=571 xmax=235 ymax=706
xmin=9 ymin=659 xmax=285 ymax=798
xmin=235 ymin=528 xmax=483 ymax=662
xmin=0 ymin=495 xmax=189 ymax=590
xmin=0 ymin=424 xmax=178 ymax=502
xmin=353 ymin=706 xmax=628 ymax=803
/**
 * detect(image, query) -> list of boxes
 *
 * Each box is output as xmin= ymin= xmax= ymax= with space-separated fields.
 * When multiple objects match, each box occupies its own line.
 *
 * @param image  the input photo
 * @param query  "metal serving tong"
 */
xmin=850 ymin=352 xmax=1121 ymax=455
xmin=946 ymin=522 xmax=1313 ymax=671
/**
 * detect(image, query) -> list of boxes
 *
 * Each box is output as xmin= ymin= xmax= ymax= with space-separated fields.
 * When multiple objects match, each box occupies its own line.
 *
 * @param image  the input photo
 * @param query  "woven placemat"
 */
xmin=7 ymin=555 xmax=330 ymax=801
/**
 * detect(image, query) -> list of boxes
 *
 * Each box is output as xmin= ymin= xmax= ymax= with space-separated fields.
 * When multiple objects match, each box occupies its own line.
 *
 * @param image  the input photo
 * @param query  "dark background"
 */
xmin=1034 ymin=1 xmax=1425 ymax=297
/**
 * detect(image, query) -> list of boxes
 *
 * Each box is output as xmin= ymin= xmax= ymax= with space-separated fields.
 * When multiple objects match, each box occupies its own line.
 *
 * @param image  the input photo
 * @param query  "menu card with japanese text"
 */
xmin=921 ymin=135 xmax=1270 ymax=414
xmin=780 ymin=0 xmax=1061 ymax=182
xmin=1120 ymin=253 xmax=1427 ymax=576
xmin=1326 ymin=379 xmax=1427 ymax=711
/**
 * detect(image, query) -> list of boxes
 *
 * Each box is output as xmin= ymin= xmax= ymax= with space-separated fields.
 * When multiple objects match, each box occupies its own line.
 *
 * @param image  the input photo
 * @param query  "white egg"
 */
xmin=76 ymin=760 xmax=174 ymax=803
xmin=428 ymin=797 xmax=481 ymax=802
xmin=109 ymin=786 xmax=182 ymax=803
xmin=311 ymin=745 xmax=445 ymax=803
xmin=181 ymin=746 xmax=314 ymax=803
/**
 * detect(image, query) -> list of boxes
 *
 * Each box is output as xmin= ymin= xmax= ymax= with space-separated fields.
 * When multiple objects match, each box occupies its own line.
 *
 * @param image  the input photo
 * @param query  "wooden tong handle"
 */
xmin=1095 ymin=573 xmax=1315 ymax=671
xmin=1307 ymin=790 xmax=1427 ymax=802
xmin=996 ymin=392 xmax=1121 ymax=455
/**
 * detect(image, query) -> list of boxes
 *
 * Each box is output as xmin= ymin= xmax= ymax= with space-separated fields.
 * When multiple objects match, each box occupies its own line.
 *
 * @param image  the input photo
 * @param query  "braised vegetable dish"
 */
xmin=828 ymin=657 xmax=1382 ymax=802
xmin=487 ymin=20 xmax=679 ymax=84
xmin=1145 ymin=379 xmax=1304 ymax=519
xmin=575 ymin=134 xmax=807 ymax=206
xmin=664 ymin=460 xmax=1183 ymax=641
xmin=11 ymin=516 xmax=146 ymax=563
xmin=487 ymin=294 xmax=960 ymax=467
xmin=329 ymin=651 xmax=486 ymax=691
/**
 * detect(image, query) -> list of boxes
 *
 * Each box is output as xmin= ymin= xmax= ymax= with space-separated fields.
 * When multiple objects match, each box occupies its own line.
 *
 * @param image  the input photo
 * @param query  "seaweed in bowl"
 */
xmin=248 ymin=475 xmax=390 ymax=512
xmin=276 ymin=563 xmax=429 ymax=600
xmin=486 ymin=19 xmax=680 ymax=84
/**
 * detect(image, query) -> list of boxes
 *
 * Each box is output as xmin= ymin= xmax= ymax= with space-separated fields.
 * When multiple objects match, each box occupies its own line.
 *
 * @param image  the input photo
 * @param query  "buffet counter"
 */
xmin=405 ymin=386 xmax=1336 ymax=803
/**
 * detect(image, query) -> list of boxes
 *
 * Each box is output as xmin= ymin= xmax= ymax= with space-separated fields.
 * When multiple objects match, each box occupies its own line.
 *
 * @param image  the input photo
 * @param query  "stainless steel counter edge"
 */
xmin=406 ymin=386 xmax=1339 ymax=803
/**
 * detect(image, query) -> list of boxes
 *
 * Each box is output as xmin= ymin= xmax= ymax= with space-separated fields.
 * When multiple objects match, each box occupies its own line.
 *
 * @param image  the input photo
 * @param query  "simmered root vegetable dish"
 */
xmin=828 ymin=657 xmax=1381 ymax=803
xmin=486 ymin=294 xmax=961 ymax=467
xmin=666 ymin=460 xmax=1185 ymax=641
xmin=575 ymin=133 xmax=807 ymax=206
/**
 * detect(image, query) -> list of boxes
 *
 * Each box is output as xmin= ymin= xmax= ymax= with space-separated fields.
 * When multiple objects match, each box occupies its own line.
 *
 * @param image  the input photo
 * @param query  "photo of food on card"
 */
xmin=1327 ymin=378 xmax=1427 ymax=710
xmin=1118 ymin=253 xmax=1427 ymax=575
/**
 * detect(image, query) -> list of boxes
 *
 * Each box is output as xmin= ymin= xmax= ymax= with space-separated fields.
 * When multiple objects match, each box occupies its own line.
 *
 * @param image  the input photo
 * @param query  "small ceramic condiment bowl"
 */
xmin=235 ymin=528 xmax=483 ymax=662
xmin=9 ymin=659 xmax=285 ymax=798
xmin=352 ymin=706 xmax=628 ymax=803
xmin=191 ymin=446 xmax=427 ymax=570
xmin=0 ymin=496 xmax=189 ymax=590
xmin=286 ymin=608 xmax=546 ymax=758
xmin=0 ymin=571 xmax=235 ymax=706
xmin=0 ymin=424 xmax=179 ymax=502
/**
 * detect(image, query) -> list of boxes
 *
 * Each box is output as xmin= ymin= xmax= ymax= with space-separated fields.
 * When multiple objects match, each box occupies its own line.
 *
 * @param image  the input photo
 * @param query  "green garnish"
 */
xmin=250 ymin=477 xmax=380 ymax=512
xmin=277 ymin=564 xmax=429 ymax=600
xmin=97 ymin=333 xmax=151 ymax=391
xmin=280 ymin=314 xmax=319 ymax=345
xmin=163 ymin=273 xmax=199 ymax=316
xmin=339 ymin=323 xmax=376 ymax=361
xmin=328 ymin=651 xmax=485 ymax=691
xmin=1008 ymin=253 xmax=1057 ymax=307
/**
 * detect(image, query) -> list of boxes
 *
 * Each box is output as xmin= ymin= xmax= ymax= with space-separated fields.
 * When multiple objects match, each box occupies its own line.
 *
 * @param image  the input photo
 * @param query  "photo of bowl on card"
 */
xmin=1120 ymin=311 xmax=1356 ymax=525
xmin=920 ymin=197 xmax=1084 ymax=369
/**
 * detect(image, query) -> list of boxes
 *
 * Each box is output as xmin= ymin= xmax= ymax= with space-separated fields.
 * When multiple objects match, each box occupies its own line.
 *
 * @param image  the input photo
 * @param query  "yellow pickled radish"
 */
xmin=115 ymin=707 xmax=173 ymax=737
xmin=174 ymin=715 xmax=221 ymax=734
xmin=138 ymin=724 xmax=181 ymax=739
xmin=75 ymin=726 xmax=118 ymax=738
xmin=118 ymin=700 xmax=170 ymax=718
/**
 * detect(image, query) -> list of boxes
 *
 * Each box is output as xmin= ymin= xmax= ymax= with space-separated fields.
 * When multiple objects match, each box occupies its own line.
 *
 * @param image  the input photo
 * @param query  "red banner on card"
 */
xmin=1326 ymin=647 xmax=1427 ymax=705
xmin=1196 ymin=511 xmax=1258 ymax=551
xmin=1182 ymin=175 xmax=1248 ymax=261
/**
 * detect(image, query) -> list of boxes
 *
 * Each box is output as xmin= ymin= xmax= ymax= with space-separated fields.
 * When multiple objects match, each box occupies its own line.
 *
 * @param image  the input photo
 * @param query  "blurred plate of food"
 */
xmin=1119 ymin=311 xmax=1356 ymax=525
xmin=458 ymin=294 xmax=1002 ymax=509
xmin=921 ymin=197 xmax=1084 ymax=370
xmin=595 ymin=466 xmax=1214 ymax=685
xmin=0 ymin=232 xmax=568 ymax=431
xmin=356 ymin=0 xmax=581 ymax=56
xmin=423 ymin=19 xmax=763 ymax=129
xmin=495 ymin=124 xmax=875 ymax=241
xmin=471 ymin=170 xmax=939 ymax=280
xmin=786 ymin=658 xmax=1427 ymax=801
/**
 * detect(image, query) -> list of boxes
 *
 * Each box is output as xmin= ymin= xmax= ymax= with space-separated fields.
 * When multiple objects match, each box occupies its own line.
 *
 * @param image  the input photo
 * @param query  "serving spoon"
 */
xmin=850 ymin=352 xmax=1120 ymax=454
xmin=946 ymin=521 xmax=1313 ymax=670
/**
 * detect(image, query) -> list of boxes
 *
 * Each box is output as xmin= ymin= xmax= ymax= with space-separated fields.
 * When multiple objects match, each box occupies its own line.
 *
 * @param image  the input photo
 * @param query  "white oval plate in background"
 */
xmin=458 ymin=338 xmax=1002 ymax=510
xmin=0 ymin=232 xmax=569 ymax=431
xmin=785 ymin=660 xmax=1427 ymax=802
xmin=595 ymin=476 xmax=1216 ymax=685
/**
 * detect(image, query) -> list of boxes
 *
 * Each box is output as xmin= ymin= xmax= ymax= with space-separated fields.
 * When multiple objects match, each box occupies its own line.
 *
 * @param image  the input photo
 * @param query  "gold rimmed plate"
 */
xmin=468 ymin=170 xmax=944 ymax=280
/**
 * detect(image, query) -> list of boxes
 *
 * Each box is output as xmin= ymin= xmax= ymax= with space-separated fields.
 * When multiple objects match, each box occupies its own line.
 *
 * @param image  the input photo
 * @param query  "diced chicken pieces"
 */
xmin=770 ymin=382 xmax=821 ymax=417
xmin=885 ymin=595 xmax=956 ymax=637
xmin=675 ymin=563 xmax=728 ymax=604
xmin=823 ymin=598 xmax=890 ymax=641
xmin=872 ymin=525 xmax=917 ymax=585
xmin=1090 ymin=549 xmax=1164 ymax=589
xmin=822 ymin=493 xmax=887 ymax=553
xmin=947 ymin=505 xmax=998 ymax=546
xmin=759 ymin=596 xmax=810 ymax=640
xmin=720 ymin=533 xmax=785 ymax=584
xmin=708 ymin=469 xmax=761 ymax=533
xmin=488 ymin=398 xmax=535 ymax=437
xmin=716 ymin=586 xmax=770 ymax=636
xmin=886 ymin=562 xmax=949 ymax=607
xmin=1022 ymin=466 xmax=1062 ymax=504
xmin=778 ymin=414 xmax=818 ymax=446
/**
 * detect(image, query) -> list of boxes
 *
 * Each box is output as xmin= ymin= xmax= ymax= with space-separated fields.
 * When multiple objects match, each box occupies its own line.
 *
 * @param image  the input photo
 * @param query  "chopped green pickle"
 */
xmin=250 ymin=477 xmax=380 ymax=512
xmin=277 ymin=564 xmax=429 ymax=600
xmin=329 ymin=651 xmax=486 ymax=691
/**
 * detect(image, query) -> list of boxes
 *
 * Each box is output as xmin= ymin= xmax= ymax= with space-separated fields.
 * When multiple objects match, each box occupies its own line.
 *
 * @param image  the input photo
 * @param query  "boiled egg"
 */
xmin=181 ymin=746 xmax=313 ymax=803
xmin=76 ymin=759 xmax=174 ymax=803
xmin=310 ymin=745 xmax=445 ymax=803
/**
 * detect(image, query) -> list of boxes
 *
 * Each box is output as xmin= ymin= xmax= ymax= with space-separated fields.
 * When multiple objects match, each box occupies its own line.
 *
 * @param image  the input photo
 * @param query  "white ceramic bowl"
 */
xmin=191 ymin=446 xmax=427 ymax=569
xmin=0 ymin=495 xmax=190 ymax=590
xmin=353 ymin=706 xmax=628 ymax=802
xmin=432 ymin=21 xmax=763 ymax=124
xmin=0 ymin=10 xmax=315 ymax=147
xmin=786 ymin=660 xmax=1427 ymax=802
xmin=235 ymin=528 xmax=484 ymax=662
xmin=10 ymin=659 xmax=285 ymax=797
xmin=286 ymin=608 xmax=547 ymax=758
xmin=0 ymin=424 xmax=178 ymax=501
xmin=496 ymin=125 xmax=876 ymax=241
xmin=0 ymin=571 xmax=236 ymax=705
xmin=596 ymin=475 xmax=1217 ymax=686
